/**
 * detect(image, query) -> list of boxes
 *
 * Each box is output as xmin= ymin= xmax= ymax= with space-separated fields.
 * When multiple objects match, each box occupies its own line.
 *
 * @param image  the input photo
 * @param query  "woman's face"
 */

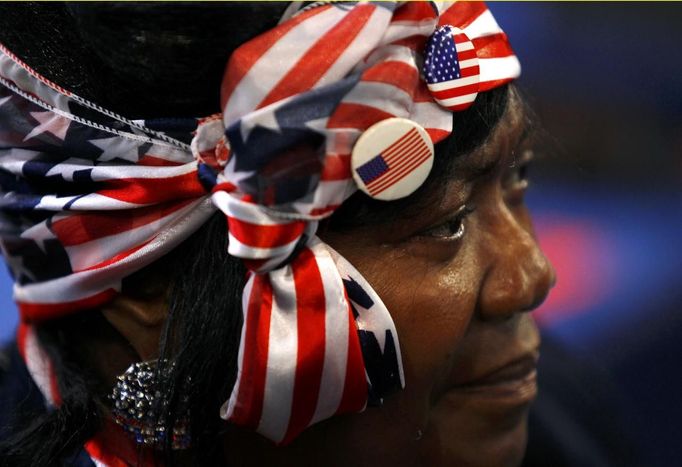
xmin=224 ymin=90 xmax=555 ymax=467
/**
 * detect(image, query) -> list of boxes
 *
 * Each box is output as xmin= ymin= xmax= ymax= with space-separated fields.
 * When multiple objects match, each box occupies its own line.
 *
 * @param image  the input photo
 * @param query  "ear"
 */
xmin=101 ymin=292 xmax=168 ymax=362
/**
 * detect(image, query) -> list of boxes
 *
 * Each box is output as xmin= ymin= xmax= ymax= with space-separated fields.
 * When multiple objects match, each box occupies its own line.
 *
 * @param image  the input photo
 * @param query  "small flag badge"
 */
xmin=351 ymin=118 xmax=434 ymax=201
xmin=424 ymin=25 xmax=480 ymax=112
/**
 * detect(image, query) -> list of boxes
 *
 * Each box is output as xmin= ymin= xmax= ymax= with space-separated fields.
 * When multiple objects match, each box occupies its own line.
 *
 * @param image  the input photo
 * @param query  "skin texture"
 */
xmin=220 ymin=89 xmax=555 ymax=467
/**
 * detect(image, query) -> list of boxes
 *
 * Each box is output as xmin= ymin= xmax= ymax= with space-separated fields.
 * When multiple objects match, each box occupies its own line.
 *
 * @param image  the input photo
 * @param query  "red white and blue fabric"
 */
xmin=0 ymin=1 xmax=519 ymax=463
xmin=425 ymin=25 xmax=481 ymax=111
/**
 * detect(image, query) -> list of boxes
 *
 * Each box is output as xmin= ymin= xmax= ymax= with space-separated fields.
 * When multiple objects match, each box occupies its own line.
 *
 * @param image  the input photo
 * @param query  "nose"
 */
xmin=477 ymin=206 xmax=556 ymax=320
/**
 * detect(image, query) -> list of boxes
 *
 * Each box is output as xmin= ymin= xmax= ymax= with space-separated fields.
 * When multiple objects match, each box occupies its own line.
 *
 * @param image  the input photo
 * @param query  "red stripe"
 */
xmin=369 ymin=148 xmax=430 ymax=195
xmin=229 ymin=276 xmax=273 ymax=428
xmin=373 ymin=133 xmax=425 ymax=172
xmin=431 ymin=83 xmax=480 ymax=101
xmin=426 ymin=128 xmax=450 ymax=144
xmin=78 ymin=240 xmax=150 ymax=273
xmin=445 ymin=100 xmax=478 ymax=112
xmin=228 ymin=217 xmax=306 ymax=249
xmin=320 ymin=154 xmax=351 ymax=181
xmin=459 ymin=65 xmax=481 ymax=78
xmin=391 ymin=1 xmax=437 ymax=23
xmin=85 ymin=418 xmax=156 ymax=467
xmin=336 ymin=295 xmax=368 ymax=414
xmin=327 ymin=103 xmax=394 ymax=130
xmin=361 ymin=61 xmax=419 ymax=98
xmin=16 ymin=322 xmax=28 ymax=360
xmin=367 ymin=146 xmax=429 ymax=192
xmin=220 ymin=4 xmax=332 ymax=108
xmin=258 ymin=4 xmax=375 ymax=109
xmin=136 ymin=154 xmax=184 ymax=167
xmin=413 ymin=81 xmax=434 ymax=103
xmin=479 ymin=76 xmax=516 ymax=92
xmin=52 ymin=199 xmax=195 ymax=247
xmin=213 ymin=181 xmax=237 ymax=193
xmin=19 ymin=288 xmax=119 ymax=322
xmin=473 ymin=33 xmax=515 ymax=58
xmin=391 ymin=35 xmax=428 ymax=51
xmin=49 ymin=361 xmax=61 ymax=405
xmin=438 ymin=2 xmax=488 ymax=29
xmin=380 ymin=130 xmax=421 ymax=164
xmin=370 ymin=150 xmax=431 ymax=195
xmin=96 ymin=170 xmax=206 ymax=205
xmin=281 ymin=248 xmax=327 ymax=445
xmin=369 ymin=148 xmax=431 ymax=195
xmin=456 ymin=48 xmax=478 ymax=61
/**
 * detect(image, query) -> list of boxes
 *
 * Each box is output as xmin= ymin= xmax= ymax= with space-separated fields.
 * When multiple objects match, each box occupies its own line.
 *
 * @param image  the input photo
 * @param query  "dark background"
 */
xmin=1 ymin=3 xmax=680 ymax=466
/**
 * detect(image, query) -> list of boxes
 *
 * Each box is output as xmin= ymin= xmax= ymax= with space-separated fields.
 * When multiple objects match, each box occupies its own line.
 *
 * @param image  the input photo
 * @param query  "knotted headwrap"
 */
xmin=0 ymin=0 xmax=519 ymax=460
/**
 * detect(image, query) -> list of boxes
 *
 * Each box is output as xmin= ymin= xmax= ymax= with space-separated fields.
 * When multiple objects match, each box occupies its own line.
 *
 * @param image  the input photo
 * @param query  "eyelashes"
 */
xmin=420 ymin=204 xmax=476 ymax=241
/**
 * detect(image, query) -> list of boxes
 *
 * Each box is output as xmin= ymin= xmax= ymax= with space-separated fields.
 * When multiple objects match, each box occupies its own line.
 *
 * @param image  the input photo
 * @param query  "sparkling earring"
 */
xmin=109 ymin=360 xmax=191 ymax=450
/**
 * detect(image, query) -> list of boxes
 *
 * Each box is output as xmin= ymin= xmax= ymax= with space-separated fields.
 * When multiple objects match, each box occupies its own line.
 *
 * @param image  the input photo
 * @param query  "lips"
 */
xmin=456 ymin=353 xmax=538 ymax=389
xmin=447 ymin=351 xmax=539 ymax=404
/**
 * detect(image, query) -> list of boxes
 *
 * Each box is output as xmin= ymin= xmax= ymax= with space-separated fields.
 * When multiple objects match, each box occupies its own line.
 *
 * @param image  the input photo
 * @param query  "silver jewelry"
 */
xmin=109 ymin=360 xmax=190 ymax=450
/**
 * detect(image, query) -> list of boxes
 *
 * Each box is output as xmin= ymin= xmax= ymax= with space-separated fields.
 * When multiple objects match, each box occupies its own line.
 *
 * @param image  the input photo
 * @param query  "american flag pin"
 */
xmin=424 ymin=25 xmax=480 ymax=112
xmin=351 ymin=118 xmax=434 ymax=201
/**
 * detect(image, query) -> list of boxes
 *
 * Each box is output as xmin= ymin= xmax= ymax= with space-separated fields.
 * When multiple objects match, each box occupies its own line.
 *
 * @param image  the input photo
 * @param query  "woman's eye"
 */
xmin=506 ymin=162 xmax=529 ymax=188
xmin=504 ymin=158 xmax=531 ymax=204
xmin=421 ymin=205 xmax=475 ymax=240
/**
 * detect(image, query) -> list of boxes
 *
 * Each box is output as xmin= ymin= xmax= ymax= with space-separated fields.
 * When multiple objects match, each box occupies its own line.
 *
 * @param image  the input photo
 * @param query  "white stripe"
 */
xmin=427 ymin=74 xmax=480 ymax=92
xmin=455 ymin=41 xmax=475 ymax=52
xmin=221 ymin=277 xmax=255 ymax=420
xmin=342 ymin=81 xmax=412 ymax=119
xmin=463 ymin=9 xmax=503 ymax=40
xmin=316 ymin=7 xmax=390 ymax=87
xmin=479 ymin=56 xmax=522 ymax=83
xmin=35 ymin=192 xmax=145 ymax=211
xmin=227 ymin=232 xmax=299 ymax=261
xmin=437 ymin=92 xmax=478 ymax=107
xmin=212 ymin=191 xmax=293 ymax=226
xmin=62 ymin=200 xmax=203 ymax=272
xmin=142 ymin=143 xmax=195 ymax=164
xmin=223 ymin=7 xmax=349 ymax=127
xmin=309 ymin=240 xmax=349 ymax=425
xmin=257 ymin=266 xmax=298 ymax=443
xmin=23 ymin=327 xmax=55 ymax=405
xmin=0 ymin=49 xmax=71 ymax=112
xmin=412 ymin=102 xmax=453 ymax=132
xmin=458 ymin=58 xmax=479 ymax=69
xmin=361 ymin=44 xmax=418 ymax=71
xmin=88 ymin=161 xmax=197 ymax=181
xmin=379 ymin=19 xmax=437 ymax=47
xmin=291 ymin=179 xmax=356 ymax=217
xmin=13 ymin=198 xmax=214 ymax=304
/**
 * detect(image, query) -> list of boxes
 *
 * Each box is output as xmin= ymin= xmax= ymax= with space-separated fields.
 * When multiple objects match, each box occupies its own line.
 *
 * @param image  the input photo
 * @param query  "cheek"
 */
xmin=348 ymin=244 xmax=481 ymax=400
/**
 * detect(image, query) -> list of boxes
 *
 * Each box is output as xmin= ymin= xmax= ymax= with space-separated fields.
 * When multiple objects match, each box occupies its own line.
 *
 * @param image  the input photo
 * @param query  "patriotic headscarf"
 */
xmin=0 ymin=0 xmax=519 ymax=460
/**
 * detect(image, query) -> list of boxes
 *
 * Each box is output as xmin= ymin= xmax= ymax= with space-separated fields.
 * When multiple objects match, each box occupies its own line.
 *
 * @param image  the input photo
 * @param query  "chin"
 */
xmin=420 ymin=398 xmax=531 ymax=467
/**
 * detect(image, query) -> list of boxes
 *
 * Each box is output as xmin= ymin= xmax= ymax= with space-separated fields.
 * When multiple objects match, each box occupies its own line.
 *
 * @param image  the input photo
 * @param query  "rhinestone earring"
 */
xmin=109 ymin=360 xmax=191 ymax=450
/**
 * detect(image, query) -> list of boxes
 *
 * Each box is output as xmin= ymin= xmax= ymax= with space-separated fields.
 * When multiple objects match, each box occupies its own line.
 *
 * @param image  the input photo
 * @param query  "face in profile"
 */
xmin=223 ymin=89 xmax=555 ymax=467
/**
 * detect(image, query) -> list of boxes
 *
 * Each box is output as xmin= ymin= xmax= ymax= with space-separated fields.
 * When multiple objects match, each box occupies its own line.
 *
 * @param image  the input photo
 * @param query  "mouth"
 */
xmin=449 ymin=352 xmax=539 ymax=405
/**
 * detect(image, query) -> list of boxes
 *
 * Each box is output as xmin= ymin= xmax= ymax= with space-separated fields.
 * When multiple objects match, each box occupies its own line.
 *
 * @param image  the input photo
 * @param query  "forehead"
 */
xmin=450 ymin=88 xmax=528 ymax=181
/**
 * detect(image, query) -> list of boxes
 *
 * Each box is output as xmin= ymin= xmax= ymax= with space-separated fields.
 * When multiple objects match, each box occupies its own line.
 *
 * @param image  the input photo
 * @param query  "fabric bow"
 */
xmin=0 ymin=0 xmax=520 ymax=455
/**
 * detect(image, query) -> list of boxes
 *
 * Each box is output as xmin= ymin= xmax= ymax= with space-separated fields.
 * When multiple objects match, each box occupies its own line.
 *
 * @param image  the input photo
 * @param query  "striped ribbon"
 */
xmin=0 ymin=1 xmax=520 ymax=461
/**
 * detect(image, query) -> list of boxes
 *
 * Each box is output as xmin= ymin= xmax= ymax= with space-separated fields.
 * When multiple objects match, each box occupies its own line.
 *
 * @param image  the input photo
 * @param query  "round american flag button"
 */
xmin=424 ymin=25 xmax=480 ymax=112
xmin=351 ymin=118 xmax=434 ymax=201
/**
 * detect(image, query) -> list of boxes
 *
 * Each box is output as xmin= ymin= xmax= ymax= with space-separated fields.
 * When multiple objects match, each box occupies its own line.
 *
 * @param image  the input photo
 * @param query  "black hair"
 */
xmin=0 ymin=3 xmax=511 ymax=465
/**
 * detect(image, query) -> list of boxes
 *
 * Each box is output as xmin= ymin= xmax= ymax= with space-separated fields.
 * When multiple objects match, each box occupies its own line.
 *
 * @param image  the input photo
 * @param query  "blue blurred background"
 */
xmin=1 ymin=3 xmax=681 ymax=466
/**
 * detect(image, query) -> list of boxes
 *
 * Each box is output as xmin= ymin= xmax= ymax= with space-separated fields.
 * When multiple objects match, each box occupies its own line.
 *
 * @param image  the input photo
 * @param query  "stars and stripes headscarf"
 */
xmin=0 ymin=1 xmax=519 ymax=463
